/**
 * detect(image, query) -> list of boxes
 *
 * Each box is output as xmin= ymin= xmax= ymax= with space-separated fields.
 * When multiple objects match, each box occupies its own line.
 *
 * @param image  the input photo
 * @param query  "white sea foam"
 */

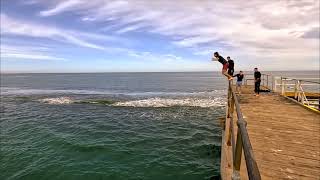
xmin=37 ymin=96 xmax=226 ymax=107
xmin=0 ymin=88 xmax=111 ymax=95
xmin=39 ymin=97 xmax=73 ymax=104
xmin=113 ymin=97 xmax=225 ymax=108
xmin=1 ymin=87 xmax=226 ymax=97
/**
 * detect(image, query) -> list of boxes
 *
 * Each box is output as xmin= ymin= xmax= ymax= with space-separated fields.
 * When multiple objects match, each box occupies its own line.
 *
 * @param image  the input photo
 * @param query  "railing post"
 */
xmin=273 ymin=76 xmax=276 ymax=92
xmin=230 ymin=94 xmax=236 ymax=144
xmin=232 ymin=129 xmax=243 ymax=180
xmin=281 ymin=77 xmax=285 ymax=96
xmin=300 ymin=82 xmax=310 ymax=106
xmin=267 ymin=75 xmax=269 ymax=90
xmin=294 ymin=80 xmax=298 ymax=99
xmin=227 ymin=83 xmax=231 ymax=118
xmin=227 ymin=94 xmax=235 ymax=146
xmin=297 ymin=80 xmax=302 ymax=103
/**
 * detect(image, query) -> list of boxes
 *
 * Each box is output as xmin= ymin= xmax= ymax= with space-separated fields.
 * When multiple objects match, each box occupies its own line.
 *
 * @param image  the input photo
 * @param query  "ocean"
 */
xmin=0 ymin=71 xmax=318 ymax=180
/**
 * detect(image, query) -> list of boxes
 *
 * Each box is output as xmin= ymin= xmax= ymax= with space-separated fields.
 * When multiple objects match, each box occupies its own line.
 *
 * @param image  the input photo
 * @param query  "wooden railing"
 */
xmin=227 ymin=81 xmax=261 ymax=180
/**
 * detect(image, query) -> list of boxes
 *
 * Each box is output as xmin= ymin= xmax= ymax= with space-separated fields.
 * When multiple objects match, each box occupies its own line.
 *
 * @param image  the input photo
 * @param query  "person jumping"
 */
xmin=212 ymin=52 xmax=233 ymax=80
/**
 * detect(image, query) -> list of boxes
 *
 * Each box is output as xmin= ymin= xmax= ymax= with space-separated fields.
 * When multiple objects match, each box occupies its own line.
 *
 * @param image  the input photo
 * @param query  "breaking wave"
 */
xmin=0 ymin=87 xmax=225 ymax=97
xmin=39 ymin=97 xmax=73 ymax=104
xmin=37 ymin=97 xmax=226 ymax=107
xmin=113 ymin=97 xmax=225 ymax=108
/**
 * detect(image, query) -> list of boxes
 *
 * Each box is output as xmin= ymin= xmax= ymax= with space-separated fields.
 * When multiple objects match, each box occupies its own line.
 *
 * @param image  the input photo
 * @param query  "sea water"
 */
xmin=1 ymin=71 xmax=318 ymax=180
xmin=1 ymin=72 xmax=226 ymax=180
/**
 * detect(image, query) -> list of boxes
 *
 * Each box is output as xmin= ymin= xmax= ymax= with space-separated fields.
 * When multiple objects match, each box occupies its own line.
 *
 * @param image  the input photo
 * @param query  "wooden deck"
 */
xmin=221 ymin=85 xmax=320 ymax=180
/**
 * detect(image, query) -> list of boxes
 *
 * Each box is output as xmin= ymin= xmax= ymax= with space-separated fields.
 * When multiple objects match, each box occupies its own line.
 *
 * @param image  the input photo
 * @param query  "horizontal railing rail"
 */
xmin=274 ymin=77 xmax=320 ymax=111
xmin=242 ymin=73 xmax=272 ymax=87
xmin=227 ymin=81 xmax=261 ymax=180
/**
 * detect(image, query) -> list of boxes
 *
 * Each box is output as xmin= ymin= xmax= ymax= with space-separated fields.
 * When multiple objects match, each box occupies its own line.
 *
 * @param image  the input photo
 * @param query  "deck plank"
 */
xmin=220 ymin=85 xmax=320 ymax=180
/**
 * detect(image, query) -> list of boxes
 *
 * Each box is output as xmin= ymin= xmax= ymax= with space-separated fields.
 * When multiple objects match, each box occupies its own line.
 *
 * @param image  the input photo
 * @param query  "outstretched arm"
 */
xmin=211 ymin=56 xmax=218 ymax=61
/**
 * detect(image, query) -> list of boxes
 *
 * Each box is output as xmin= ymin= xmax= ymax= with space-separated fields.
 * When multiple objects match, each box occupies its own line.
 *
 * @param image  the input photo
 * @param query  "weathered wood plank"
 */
xmin=220 ymin=85 xmax=320 ymax=180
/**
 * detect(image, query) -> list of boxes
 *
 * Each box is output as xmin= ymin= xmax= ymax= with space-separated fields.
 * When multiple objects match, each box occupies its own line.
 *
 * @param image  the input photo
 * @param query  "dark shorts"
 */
xmin=222 ymin=63 xmax=229 ymax=71
xmin=236 ymin=81 xmax=242 ymax=86
xmin=228 ymin=69 xmax=234 ymax=76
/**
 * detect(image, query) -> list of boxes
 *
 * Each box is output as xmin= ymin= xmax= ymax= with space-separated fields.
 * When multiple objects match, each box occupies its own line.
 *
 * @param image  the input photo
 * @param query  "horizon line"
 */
xmin=1 ymin=70 xmax=319 ymax=74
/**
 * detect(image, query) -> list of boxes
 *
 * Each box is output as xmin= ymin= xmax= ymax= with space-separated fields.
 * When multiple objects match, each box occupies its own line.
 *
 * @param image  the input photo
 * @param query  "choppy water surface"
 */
xmin=1 ymin=72 xmax=226 ymax=180
xmin=1 ymin=71 xmax=318 ymax=179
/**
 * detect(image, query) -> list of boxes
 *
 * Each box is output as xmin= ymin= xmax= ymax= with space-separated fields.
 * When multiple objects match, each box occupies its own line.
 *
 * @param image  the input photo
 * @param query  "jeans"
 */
xmin=254 ymin=80 xmax=261 ymax=94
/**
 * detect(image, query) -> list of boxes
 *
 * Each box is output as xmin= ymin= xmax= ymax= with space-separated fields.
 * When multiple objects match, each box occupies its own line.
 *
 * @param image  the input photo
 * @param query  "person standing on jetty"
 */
xmin=212 ymin=52 xmax=233 ymax=80
xmin=226 ymin=56 xmax=234 ymax=76
xmin=254 ymin=68 xmax=261 ymax=96
xmin=233 ymin=71 xmax=244 ymax=94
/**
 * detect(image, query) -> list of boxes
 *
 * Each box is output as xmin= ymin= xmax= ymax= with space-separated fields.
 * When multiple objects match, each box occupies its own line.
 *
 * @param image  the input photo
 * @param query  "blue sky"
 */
xmin=1 ymin=0 xmax=319 ymax=72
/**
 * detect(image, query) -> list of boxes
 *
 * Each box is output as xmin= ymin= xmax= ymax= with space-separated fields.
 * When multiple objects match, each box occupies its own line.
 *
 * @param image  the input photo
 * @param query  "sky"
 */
xmin=1 ymin=0 xmax=319 ymax=73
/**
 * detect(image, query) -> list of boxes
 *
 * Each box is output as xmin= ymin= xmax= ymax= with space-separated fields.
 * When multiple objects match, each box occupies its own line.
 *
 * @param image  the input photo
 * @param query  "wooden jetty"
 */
xmin=220 ymin=75 xmax=320 ymax=180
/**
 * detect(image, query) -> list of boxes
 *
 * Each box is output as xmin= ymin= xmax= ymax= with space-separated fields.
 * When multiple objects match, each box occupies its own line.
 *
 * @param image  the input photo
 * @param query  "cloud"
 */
xmin=2 ymin=0 xmax=318 ymax=71
xmin=0 ymin=13 xmax=108 ymax=50
xmin=34 ymin=0 xmax=319 ymax=58
xmin=39 ymin=0 xmax=83 ymax=16
xmin=301 ymin=27 xmax=320 ymax=39
xmin=1 ymin=53 xmax=65 ymax=61
xmin=1 ymin=44 xmax=65 ymax=60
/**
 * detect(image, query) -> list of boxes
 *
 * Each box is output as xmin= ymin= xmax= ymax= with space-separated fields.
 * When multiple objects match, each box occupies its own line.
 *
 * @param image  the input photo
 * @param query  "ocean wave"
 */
xmin=39 ymin=97 xmax=73 ymax=104
xmin=37 ymin=96 xmax=226 ymax=107
xmin=0 ymin=87 xmax=112 ymax=95
xmin=0 ymin=87 xmax=225 ymax=97
xmin=113 ymin=97 xmax=225 ymax=108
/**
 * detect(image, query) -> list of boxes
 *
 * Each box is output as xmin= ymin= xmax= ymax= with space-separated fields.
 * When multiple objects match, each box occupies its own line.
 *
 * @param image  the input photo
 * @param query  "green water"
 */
xmin=1 ymin=97 xmax=223 ymax=180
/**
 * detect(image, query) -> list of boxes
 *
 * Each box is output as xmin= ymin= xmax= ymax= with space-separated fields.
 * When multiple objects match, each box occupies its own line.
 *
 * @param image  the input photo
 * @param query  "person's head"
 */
xmin=227 ymin=56 xmax=231 ymax=60
xmin=254 ymin=68 xmax=258 ymax=72
xmin=213 ymin=52 xmax=219 ymax=58
xmin=240 ymin=70 xmax=243 ymax=74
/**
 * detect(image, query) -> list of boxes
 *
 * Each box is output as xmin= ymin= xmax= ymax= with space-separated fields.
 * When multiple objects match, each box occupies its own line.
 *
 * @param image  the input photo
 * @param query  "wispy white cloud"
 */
xmin=1 ymin=53 xmax=65 ymax=61
xmin=0 ymin=13 xmax=110 ymax=50
xmin=1 ymin=44 xmax=65 ymax=61
xmin=39 ymin=0 xmax=84 ymax=17
xmin=36 ymin=0 xmax=319 ymax=59
xmin=2 ymin=0 xmax=319 ymax=71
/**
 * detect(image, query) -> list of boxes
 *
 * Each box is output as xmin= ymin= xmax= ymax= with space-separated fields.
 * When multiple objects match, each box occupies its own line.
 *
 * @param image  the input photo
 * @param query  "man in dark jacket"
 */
xmin=254 ymin=68 xmax=261 ymax=96
xmin=227 ymin=56 xmax=234 ymax=76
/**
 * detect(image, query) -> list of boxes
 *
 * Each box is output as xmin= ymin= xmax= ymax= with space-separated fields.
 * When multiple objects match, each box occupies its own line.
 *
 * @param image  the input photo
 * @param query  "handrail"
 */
xmin=227 ymin=81 xmax=261 ymax=180
xmin=273 ymin=76 xmax=320 ymax=111
xmin=280 ymin=77 xmax=320 ymax=84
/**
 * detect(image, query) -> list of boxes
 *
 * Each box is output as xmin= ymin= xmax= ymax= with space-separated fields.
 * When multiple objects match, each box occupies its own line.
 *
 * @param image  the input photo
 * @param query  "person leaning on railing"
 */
xmin=254 ymin=68 xmax=261 ymax=96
